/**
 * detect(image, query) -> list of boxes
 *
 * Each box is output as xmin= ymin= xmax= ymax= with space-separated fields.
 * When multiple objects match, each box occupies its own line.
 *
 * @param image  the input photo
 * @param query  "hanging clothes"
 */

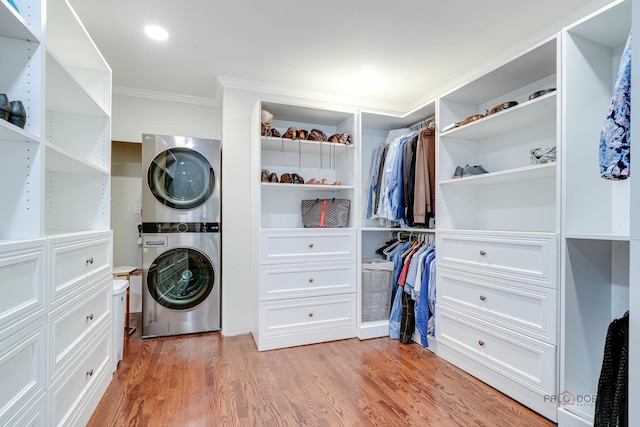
xmin=594 ymin=311 xmax=629 ymax=427
xmin=413 ymin=126 xmax=437 ymax=224
xmin=366 ymin=123 xmax=436 ymax=228
xmin=599 ymin=31 xmax=631 ymax=180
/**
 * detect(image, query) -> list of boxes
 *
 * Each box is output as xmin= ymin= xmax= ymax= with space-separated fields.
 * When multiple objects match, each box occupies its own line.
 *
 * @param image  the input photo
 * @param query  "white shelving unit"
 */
xmin=435 ymin=35 xmax=561 ymax=421
xmin=0 ymin=0 xmax=112 ymax=425
xmin=358 ymin=103 xmax=436 ymax=341
xmin=559 ymin=1 xmax=631 ymax=425
xmin=250 ymin=100 xmax=358 ymax=351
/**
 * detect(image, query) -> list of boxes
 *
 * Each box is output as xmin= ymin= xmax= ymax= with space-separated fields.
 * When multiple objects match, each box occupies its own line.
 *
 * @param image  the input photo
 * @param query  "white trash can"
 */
xmin=112 ymin=278 xmax=129 ymax=372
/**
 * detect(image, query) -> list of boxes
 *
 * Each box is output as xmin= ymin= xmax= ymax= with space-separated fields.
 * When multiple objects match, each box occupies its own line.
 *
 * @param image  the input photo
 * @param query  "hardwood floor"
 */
xmin=88 ymin=315 xmax=556 ymax=426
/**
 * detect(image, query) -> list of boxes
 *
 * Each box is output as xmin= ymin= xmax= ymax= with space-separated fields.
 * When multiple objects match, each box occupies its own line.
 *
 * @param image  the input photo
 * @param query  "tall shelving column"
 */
xmin=435 ymin=35 xmax=561 ymax=421
xmin=559 ymin=0 xmax=631 ymax=425
xmin=358 ymin=104 xmax=436 ymax=342
xmin=250 ymin=100 xmax=358 ymax=351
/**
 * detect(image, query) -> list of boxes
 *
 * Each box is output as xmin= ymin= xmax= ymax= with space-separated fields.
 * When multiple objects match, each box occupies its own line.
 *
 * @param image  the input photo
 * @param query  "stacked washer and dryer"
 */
xmin=141 ymin=134 xmax=221 ymax=338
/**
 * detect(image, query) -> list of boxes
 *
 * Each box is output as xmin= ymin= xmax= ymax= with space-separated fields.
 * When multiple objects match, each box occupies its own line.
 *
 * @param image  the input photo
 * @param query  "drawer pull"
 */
xmin=479 ymin=295 xmax=486 ymax=301
xmin=478 ymin=340 xmax=485 ymax=347
xmin=86 ymin=313 xmax=94 ymax=321
xmin=86 ymin=369 xmax=94 ymax=377
xmin=479 ymin=251 xmax=486 ymax=256
xmin=308 ymin=243 xmax=314 ymax=248
xmin=308 ymin=278 xmax=314 ymax=283
xmin=86 ymin=257 xmax=94 ymax=264
xmin=308 ymin=312 xmax=314 ymax=318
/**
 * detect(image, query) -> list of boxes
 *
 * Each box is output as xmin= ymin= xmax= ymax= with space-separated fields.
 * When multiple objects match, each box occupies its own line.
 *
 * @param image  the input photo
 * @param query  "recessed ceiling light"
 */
xmin=360 ymin=67 xmax=378 ymax=78
xmin=144 ymin=25 xmax=169 ymax=41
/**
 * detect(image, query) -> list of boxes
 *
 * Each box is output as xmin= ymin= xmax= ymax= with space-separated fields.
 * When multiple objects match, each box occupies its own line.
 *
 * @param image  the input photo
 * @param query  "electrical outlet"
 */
xmin=134 ymin=204 xmax=142 ymax=214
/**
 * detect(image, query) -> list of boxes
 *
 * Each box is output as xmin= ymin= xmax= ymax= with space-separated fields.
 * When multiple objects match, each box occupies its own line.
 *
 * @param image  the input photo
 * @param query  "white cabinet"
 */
xmin=559 ymin=1 xmax=631 ymax=425
xmin=251 ymin=101 xmax=357 ymax=351
xmin=435 ymin=35 xmax=561 ymax=421
xmin=0 ymin=0 xmax=112 ymax=425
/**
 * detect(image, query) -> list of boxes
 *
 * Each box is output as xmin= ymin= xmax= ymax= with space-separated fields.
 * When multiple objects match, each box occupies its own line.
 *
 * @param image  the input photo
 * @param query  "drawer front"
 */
xmin=0 ymin=239 xmax=46 ymax=341
xmin=50 ymin=322 xmax=111 ymax=427
xmin=49 ymin=277 xmax=111 ymax=380
xmin=260 ymin=229 xmax=356 ymax=264
xmin=49 ymin=232 xmax=112 ymax=307
xmin=438 ymin=268 xmax=557 ymax=343
xmin=0 ymin=317 xmax=46 ymax=425
xmin=436 ymin=306 xmax=556 ymax=395
xmin=437 ymin=231 xmax=557 ymax=287
xmin=260 ymin=261 xmax=356 ymax=300
xmin=260 ymin=293 xmax=356 ymax=337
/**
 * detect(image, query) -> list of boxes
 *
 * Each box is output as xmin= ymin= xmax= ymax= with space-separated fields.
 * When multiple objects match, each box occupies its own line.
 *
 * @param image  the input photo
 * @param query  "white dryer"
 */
xmin=142 ymin=134 xmax=220 ymax=223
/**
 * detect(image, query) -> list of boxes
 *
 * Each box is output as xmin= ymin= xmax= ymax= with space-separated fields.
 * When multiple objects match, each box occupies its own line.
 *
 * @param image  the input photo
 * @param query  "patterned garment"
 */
xmin=599 ymin=31 xmax=631 ymax=180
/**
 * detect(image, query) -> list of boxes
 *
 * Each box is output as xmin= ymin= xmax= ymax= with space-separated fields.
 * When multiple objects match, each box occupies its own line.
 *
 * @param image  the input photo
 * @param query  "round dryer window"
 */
xmin=148 ymin=147 xmax=215 ymax=209
xmin=147 ymin=247 xmax=215 ymax=310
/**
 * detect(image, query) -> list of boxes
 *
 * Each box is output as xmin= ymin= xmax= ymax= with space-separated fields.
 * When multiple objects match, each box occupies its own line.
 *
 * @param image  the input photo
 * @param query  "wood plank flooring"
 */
xmin=88 ymin=315 xmax=556 ymax=426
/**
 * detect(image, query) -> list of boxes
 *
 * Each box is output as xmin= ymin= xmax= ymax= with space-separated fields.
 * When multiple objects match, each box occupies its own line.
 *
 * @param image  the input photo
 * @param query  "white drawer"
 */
xmin=437 ymin=231 xmax=557 ymax=287
xmin=436 ymin=305 xmax=556 ymax=395
xmin=49 ymin=322 xmax=111 ymax=427
xmin=437 ymin=268 xmax=557 ymax=343
xmin=0 ymin=317 xmax=46 ymax=426
xmin=260 ymin=229 xmax=356 ymax=264
xmin=260 ymin=293 xmax=356 ymax=338
xmin=48 ymin=277 xmax=111 ymax=381
xmin=260 ymin=261 xmax=356 ymax=300
xmin=0 ymin=239 xmax=46 ymax=341
xmin=49 ymin=232 xmax=112 ymax=307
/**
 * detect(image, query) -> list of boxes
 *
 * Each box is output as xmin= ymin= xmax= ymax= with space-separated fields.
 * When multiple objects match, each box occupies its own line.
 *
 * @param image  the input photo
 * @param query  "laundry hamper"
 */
xmin=361 ymin=258 xmax=394 ymax=322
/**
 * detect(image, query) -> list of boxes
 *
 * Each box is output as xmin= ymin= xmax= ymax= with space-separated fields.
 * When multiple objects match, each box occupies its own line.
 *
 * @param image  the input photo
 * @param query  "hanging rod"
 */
xmin=408 ymin=116 xmax=436 ymax=132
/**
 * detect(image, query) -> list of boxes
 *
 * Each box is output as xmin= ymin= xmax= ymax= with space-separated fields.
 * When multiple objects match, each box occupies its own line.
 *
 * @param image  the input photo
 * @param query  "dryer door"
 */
xmin=147 ymin=147 xmax=215 ymax=210
xmin=147 ymin=247 xmax=215 ymax=310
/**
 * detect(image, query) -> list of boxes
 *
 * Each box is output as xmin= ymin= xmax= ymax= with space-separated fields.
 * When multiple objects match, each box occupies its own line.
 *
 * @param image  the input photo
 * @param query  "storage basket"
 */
xmin=361 ymin=258 xmax=394 ymax=322
xmin=301 ymin=198 xmax=350 ymax=228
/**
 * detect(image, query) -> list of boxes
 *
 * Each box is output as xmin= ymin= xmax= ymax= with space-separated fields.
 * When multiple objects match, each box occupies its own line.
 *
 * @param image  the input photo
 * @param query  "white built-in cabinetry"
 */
xmin=559 ymin=0 xmax=631 ymax=425
xmin=435 ymin=36 xmax=561 ymax=421
xmin=250 ymin=101 xmax=358 ymax=351
xmin=0 ymin=0 xmax=112 ymax=425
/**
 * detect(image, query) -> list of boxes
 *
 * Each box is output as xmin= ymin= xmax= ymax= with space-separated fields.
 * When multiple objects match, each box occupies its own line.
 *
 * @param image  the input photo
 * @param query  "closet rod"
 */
xmin=409 ymin=116 xmax=436 ymax=132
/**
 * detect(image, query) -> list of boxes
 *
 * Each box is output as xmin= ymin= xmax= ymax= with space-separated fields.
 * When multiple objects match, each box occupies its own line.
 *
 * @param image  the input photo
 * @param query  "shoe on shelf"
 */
xmin=268 ymin=172 xmax=278 ymax=182
xmin=452 ymin=166 xmax=464 ymax=179
xmin=261 ymin=169 xmax=269 ymax=182
xmin=462 ymin=165 xmax=489 ymax=177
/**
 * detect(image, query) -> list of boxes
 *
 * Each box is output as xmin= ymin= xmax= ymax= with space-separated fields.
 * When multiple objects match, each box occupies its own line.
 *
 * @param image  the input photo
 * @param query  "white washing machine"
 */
xmin=142 ymin=222 xmax=220 ymax=337
xmin=142 ymin=134 xmax=220 ymax=223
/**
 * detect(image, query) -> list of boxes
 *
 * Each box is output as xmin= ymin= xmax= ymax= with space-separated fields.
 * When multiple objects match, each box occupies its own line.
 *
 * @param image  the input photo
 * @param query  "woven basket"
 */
xmin=301 ymin=198 xmax=350 ymax=228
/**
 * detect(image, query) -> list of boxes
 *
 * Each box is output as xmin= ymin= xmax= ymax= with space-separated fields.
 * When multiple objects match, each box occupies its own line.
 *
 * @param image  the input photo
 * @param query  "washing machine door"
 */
xmin=148 ymin=147 xmax=215 ymax=210
xmin=147 ymin=247 xmax=215 ymax=310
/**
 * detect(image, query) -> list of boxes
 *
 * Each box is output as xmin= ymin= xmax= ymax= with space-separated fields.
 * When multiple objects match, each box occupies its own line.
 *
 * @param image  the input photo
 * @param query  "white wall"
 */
xmin=112 ymin=94 xmax=221 ymax=142
xmin=110 ymin=94 xmax=221 ymax=314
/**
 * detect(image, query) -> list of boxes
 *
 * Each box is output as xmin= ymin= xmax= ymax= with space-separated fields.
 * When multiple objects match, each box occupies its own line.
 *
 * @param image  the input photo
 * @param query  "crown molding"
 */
xmin=113 ymin=86 xmax=219 ymax=108
xmin=216 ymin=75 xmax=410 ymax=116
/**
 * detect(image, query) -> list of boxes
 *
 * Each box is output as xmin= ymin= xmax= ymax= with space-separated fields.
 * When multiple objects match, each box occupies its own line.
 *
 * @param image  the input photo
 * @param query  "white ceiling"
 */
xmin=68 ymin=0 xmax=613 ymax=112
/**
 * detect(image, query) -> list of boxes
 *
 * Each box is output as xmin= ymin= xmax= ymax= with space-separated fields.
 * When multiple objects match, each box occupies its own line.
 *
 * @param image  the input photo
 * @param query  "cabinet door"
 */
xmin=0 ymin=239 xmax=46 ymax=341
xmin=260 ymin=261 xmax=356 ymax=300
xmin=260 ymin=229 xmax=356 ymax=264
xmin=48 ymin=231 xmax=112 ymax=307
xmin=437 ymin=267 xmax=557 ymax=343
xmin=437 ymin=230 xmax=557 ymax=287
xmin=48 ymin=277 xmax=111 ymax=382
xmin=436 ymin=305 xmax=556 ymax=396
xmin=0 ymin=317 xmax=46 ymax=427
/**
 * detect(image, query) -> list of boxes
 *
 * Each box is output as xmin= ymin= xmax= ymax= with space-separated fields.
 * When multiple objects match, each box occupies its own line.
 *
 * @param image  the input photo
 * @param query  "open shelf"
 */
xmin=261 ymin=136 xmax=354 ymax=155
xmin=440 ymin=163 xmax=556 ymax=186
xmin=441 ymin=92 xmax=556 ymax=140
